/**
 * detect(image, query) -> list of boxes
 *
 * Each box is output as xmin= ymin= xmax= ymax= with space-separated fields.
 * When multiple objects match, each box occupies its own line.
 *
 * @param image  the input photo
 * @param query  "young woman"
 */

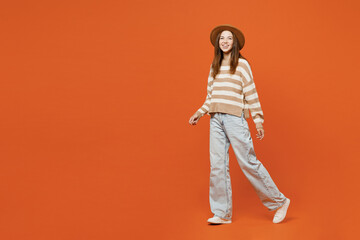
xmin=189 ymin=24 xmax=290 ymax=225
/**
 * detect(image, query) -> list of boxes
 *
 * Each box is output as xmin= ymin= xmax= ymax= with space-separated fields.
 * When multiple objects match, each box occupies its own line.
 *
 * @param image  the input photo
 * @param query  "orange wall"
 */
xmin=0 ymin=0 xmax=359 ymax=239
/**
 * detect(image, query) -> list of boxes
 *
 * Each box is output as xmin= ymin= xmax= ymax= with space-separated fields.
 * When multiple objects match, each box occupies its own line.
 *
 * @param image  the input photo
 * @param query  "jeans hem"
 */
xmin=268 ymin=198 xmax=287 ymax=211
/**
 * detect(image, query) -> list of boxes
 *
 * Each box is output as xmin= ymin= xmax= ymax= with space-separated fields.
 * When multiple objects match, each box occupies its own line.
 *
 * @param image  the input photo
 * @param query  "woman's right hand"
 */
xmin=189 ymin=112 xmax=201 ymax=125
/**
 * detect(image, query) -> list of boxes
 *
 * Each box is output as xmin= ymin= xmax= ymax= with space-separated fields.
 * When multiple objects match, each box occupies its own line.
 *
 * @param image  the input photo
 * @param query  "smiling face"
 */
xmin=219 ymin=30 xmax=234 ymax=54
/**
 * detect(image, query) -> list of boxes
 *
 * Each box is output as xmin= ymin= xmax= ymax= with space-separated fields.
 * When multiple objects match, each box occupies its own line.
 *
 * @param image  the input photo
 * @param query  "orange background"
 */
xmin=0 ymin=0 xmax=359 ymax=239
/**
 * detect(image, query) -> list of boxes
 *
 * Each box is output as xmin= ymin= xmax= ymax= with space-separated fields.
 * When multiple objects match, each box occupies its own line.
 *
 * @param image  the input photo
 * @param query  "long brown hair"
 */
xmin=211 ymin=30 xmax=249 ymax=79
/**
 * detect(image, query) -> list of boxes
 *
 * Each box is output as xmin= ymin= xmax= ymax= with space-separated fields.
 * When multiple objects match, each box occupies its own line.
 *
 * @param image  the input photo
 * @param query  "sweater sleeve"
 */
xmin=241 ymin=63 xmax=264 ymax=129
xmin=195 ymin=66 xmax=213 ymax=118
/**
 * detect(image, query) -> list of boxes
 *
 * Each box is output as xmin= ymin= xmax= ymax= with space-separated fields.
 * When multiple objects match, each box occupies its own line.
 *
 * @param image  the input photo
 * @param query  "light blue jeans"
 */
xmin=209 ymin=112 xmax=287 ymax=220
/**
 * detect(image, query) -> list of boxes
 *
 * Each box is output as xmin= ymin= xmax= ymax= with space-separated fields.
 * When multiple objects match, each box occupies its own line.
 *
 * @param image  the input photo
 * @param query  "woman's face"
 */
xmin=219 ymin=30 xmax=234 ymax=53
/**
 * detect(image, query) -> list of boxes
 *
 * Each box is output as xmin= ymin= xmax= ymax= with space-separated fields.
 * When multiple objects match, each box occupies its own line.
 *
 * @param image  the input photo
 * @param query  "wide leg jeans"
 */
xmin=209 ymin=112 xmax=287 ymax=220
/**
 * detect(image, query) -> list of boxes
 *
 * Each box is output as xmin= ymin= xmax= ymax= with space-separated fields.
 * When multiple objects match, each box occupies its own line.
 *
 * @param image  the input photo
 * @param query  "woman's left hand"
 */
xmin=256 ymin=128 xmax=265 ymax=140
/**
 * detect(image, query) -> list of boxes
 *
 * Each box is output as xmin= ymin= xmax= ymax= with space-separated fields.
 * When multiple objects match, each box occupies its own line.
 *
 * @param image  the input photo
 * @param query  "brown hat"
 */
xmin=210 ymin=24 xmax=245 ymax=50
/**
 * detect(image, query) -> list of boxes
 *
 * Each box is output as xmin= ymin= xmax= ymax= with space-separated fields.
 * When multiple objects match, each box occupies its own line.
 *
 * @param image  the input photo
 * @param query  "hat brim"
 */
xmin=210 ymin=24 xmax=245 ymax=50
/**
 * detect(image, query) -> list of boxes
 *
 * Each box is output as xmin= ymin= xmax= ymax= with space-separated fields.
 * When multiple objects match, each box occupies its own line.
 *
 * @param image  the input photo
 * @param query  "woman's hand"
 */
xmin=189 ymin=113 xmax=201 ymax=125
xmin=256 ymin=128 xmax=265 ymax=140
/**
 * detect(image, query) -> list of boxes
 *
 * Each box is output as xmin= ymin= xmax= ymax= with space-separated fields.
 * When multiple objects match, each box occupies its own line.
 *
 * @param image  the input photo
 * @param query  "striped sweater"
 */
xmin=196 ymin=58 xmax=264 ymax=129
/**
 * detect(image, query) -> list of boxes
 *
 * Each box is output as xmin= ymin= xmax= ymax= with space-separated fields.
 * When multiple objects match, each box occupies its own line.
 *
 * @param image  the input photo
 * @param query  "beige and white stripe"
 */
xmin=196 ymin=58 xmax=264 ymax=129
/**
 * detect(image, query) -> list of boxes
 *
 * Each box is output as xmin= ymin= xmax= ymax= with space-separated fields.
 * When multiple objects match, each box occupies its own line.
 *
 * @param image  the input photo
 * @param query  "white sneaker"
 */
xmin=273 ymin=198 xmax=291 ymax=223
xmin=207 ymin=216 xmax=232 ymax=224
